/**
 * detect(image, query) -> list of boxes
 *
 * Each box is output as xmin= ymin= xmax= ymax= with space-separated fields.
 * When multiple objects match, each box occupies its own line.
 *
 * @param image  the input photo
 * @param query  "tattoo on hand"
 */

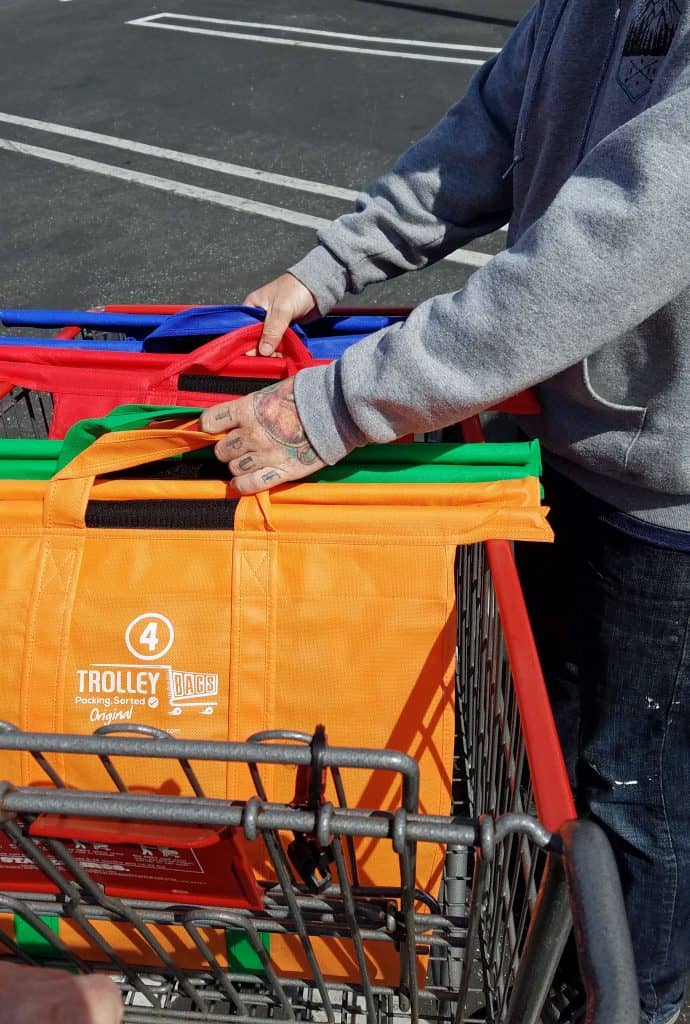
xmin=229 ymin=437 xmax=243 ymax=450
xmin=238 ymin=456 xmax=254 ymax=470
xmin=253 ymin=379 xmax=319 ymax=465
xmin=297 ymin=447 xmax=319 ymax=465
xmin=261 ymin=470 xmax=282 ymax=484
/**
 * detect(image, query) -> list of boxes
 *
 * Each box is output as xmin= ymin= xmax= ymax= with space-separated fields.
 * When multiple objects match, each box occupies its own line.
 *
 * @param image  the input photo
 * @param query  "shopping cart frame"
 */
xmin=0 ymin=304 xmax=637 ymax=1021
xmin=0 ymin=727 xmax=636 ymax=1024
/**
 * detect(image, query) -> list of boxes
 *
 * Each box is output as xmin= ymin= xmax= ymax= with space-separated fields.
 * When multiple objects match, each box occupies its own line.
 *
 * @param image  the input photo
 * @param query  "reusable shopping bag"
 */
xmin=0 ymin=411 xmax=551 ymax=979
xmin=0 ymin=304 xmax=541 ymax=440
xmin=0 ymin=413 xmax=552 ymax=821
xmin=0 ymin=304 xmax=402 ymax=357
xmin=0 ymin=322 xmax=324 ymax=438
xmin=0 ymin=402 xmax=544 ymax=484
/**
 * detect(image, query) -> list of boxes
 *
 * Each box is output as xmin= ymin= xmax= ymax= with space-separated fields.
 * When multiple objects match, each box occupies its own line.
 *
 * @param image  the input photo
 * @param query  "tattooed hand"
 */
xmin=200 ymin=378 xmax=326 ymax=494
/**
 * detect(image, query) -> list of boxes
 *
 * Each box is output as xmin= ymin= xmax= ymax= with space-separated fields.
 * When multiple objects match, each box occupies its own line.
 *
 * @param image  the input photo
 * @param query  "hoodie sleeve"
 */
xmin=288 ymin=5 xmax=540 ymax=314
xmin=293 ymin=79 xmax=690 ymax=464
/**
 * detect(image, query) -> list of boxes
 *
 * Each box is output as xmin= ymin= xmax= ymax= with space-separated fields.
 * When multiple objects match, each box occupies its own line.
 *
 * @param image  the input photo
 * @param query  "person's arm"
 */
xmin=288 ymin=5 xmax=540 ymax=314
xmin=244 ymin=7 xmax=540 ymax=353
xmin=292 ymin=79 xmax=690 ymax=463
xmin=205 ymin=77 xmax=690 ymax=493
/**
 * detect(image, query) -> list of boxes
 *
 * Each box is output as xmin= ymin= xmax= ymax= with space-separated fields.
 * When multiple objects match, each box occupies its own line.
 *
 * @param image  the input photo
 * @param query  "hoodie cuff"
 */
xmin=288 ymin=246 xmax=350 ymax=315
xmin=293 ymin=362 xmax=367 ymax=465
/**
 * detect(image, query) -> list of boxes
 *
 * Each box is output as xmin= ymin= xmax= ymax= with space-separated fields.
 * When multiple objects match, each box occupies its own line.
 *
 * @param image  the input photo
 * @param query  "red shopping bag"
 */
xmin=0 ymin=323 xmax=323 ymax=438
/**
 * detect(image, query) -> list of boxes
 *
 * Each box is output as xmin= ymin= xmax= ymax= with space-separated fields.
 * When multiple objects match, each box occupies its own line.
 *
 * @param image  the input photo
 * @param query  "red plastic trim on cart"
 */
xmin=103 ymin=303 xmax=416 ymax=317
xmin=485 ymin=538 xmax=575 ymax=831
xmin=462 ymin=413 xmax=575 ymax=831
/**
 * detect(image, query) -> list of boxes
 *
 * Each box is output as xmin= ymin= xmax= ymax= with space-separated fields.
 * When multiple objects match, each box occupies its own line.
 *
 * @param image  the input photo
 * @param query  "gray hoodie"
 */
xmin=290 ymin=0 xmax=690 ymax=531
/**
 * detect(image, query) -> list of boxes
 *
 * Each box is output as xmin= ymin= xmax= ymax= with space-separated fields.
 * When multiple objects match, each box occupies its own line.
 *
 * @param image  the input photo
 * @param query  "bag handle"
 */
xmin=56 ymin=404 xmax=203 ymax=470
xmin=46 ymin=416 xmax=219 ymax=528
xmin=152 ymin=323 xmax=316 ymax=387
xmin=55 ymin=419 xmax=213 ymax=482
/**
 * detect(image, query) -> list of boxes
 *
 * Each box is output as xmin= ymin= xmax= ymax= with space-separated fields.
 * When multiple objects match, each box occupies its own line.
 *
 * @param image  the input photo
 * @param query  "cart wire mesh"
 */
xmin=0 ymin=384 xmax=53 ymax=439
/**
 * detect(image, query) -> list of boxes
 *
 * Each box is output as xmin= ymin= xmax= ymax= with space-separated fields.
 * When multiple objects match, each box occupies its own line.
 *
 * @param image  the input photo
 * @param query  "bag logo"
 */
xmin=125 ymin=612 xmax=175 ymax=661
xmin=74 ymin=613 xmax=219 ymax=724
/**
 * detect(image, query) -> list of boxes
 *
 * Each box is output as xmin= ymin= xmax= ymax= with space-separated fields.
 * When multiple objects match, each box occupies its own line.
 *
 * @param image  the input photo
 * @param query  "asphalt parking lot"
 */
xmin=0 ymin=0 xmax=528 ymax=318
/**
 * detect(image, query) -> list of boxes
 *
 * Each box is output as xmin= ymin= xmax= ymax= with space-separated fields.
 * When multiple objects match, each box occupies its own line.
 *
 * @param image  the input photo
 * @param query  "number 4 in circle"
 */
xmin=125 ymin=613 xmax=175 ymax=661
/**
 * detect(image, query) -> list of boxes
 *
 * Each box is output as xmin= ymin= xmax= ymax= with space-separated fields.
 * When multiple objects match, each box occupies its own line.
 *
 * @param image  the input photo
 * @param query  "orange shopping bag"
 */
xmin=0 ymin=416 xmax=552 ymax=979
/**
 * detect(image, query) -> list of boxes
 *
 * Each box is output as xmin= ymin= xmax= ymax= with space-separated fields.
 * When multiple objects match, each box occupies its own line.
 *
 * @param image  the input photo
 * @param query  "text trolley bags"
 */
xmin=0 ymin=412 xmax=552 ymax=980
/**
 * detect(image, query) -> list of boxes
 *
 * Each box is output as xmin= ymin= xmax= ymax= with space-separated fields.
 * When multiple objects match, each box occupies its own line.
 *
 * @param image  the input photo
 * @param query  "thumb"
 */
xmin=258 ymin=306 xmax=290 ymax=356
xmin=74 ymin=975 xmax=124 ymax=1024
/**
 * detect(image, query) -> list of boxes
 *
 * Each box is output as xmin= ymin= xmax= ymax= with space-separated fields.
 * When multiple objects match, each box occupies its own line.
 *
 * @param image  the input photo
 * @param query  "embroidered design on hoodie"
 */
xmin=617 ymin=0 xmax=681 ymax=101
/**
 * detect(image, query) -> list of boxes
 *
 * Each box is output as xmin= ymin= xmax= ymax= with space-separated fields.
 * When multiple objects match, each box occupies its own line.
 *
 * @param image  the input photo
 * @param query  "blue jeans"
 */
xmin=516 ymin=466 xmax=690 ymax=1024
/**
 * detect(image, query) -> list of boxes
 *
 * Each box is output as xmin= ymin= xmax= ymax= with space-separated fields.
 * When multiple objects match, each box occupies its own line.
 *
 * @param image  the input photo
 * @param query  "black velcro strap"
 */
xmin=106 ymin=460 xmax=228 ymax=481
xmin=178 ymin=373 xmax=273 ymax=395
xmin=85 ymin=499 xmax=237 ymax=530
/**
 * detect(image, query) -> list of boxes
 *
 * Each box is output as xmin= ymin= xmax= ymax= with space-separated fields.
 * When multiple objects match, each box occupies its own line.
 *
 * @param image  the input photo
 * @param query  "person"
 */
xmin=199 ymin=2 xmax=690 ymax=1021
xmin=0 ymin=961 xmax=123 ymax=1023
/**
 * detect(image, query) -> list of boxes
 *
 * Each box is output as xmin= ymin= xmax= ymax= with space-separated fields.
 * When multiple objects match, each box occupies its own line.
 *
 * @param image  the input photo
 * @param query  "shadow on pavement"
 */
xmin=351 ymin=0 xmax=518 ymax=27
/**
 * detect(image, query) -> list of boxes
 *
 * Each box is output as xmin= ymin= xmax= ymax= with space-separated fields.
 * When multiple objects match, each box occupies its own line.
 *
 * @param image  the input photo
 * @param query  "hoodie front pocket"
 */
xmin=581 ymin=358 xmax=648 ymax=469
xmin=537 ymin=360 xmax=648 ymax=478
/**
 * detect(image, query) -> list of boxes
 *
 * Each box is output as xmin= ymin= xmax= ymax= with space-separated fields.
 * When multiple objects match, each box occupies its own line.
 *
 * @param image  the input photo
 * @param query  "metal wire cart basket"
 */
xmin=0 ymin=537 xmax=637 ymax=1024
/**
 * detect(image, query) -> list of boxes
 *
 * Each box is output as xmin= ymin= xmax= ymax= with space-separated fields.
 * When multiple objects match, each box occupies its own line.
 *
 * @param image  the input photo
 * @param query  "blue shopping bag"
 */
xmin=0 ymin=305 xmax=407 ymax=358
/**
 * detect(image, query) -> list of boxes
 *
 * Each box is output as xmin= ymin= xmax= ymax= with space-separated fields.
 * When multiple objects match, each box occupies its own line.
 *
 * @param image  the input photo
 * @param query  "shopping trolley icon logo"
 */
xmin=165 ymin=669 xmax=219 ymax=716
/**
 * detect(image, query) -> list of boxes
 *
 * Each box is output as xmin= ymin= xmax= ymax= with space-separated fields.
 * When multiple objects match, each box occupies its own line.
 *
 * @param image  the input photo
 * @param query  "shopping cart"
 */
xmin=0 ymin=308 xmax=634 ymax=1019
xmin=0 ymin=538 xmax=637 ymax=1024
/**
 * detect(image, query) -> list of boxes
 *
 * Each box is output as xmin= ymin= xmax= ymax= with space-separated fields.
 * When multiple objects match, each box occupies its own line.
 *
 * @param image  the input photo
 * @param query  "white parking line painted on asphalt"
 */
xmin=131 ymin=14 xmax=502 ymax=53
xmin=0 ymin=112 xmax=507 ymax=234
xmin=0 ymin=139 xmax=328 ymax=229
xmin=0 ymin=138 xmax=492 ymax=267
xmin=0 ymin=111 xmax=358 ymax=201
xmin=127 ymin=15 xmax=489 ymax=65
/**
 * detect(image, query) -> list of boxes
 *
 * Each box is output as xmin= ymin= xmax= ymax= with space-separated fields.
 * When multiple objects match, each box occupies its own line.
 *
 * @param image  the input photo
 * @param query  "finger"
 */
xmin=259 ymin=304 xmax=292 ymax=356
xmin=73 ymin=975 xmax=124 ymax=1024
xmin=232 ymin=466 xmax=286 ymax=494
xmin=199 ymin=402 xmax=239 ymax=434
xmin=227 ymin=453 xmax=258 ymax=475
xmin=244 ymin=347 xmax=281 ymax=358
xmin=214 ymin=429 xmax=251 ymax=463
xmin=242 ymin=289 xmax=264 ymax=308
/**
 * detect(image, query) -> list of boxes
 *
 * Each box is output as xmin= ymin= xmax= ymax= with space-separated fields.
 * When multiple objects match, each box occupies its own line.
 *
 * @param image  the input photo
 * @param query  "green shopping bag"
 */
xmin=0 ymin=404 xmax=543 ymax=486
